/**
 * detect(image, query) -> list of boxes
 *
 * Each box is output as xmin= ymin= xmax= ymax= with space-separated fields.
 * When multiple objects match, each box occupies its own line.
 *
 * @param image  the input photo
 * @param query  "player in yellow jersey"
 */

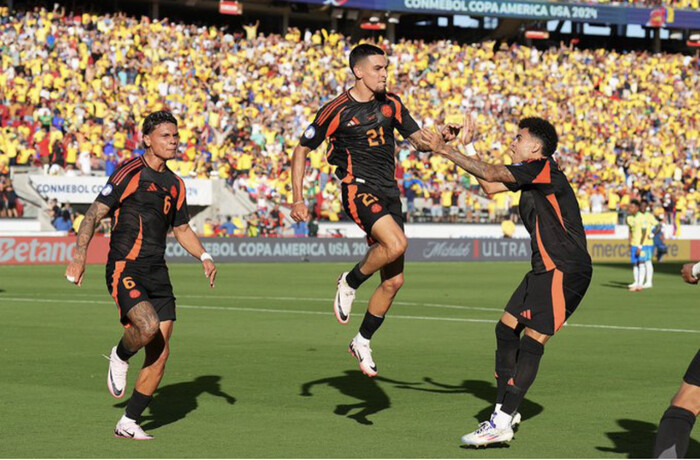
xmin=640 ymin=200 xmax=657 ymax=288
xmin=626 ymin=200 xmax=646 ymax=292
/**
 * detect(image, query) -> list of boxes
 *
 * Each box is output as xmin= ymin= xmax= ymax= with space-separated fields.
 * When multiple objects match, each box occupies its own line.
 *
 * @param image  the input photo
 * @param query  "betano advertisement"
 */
xmin=2 ymin=236 xmax=700 ymax=265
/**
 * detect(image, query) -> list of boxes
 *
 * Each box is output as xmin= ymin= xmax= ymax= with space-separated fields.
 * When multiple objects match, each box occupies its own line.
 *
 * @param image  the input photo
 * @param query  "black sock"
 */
xmin=359 ymin=311 xmax=385 ymax=340
xmin=494 ymin=321 xmax=521 ymax=404
xmin=116 ymin=338 xmax=137 ymax=362
xmin=125 ymin=390 xmax=153 ymax=422
xmin=501 ymin=335 xmax=544 ymax=415
xmin=654 ymin=406 xmax=696 ymax=458
xmin=346 ymin=264 xmax=371 ymax=290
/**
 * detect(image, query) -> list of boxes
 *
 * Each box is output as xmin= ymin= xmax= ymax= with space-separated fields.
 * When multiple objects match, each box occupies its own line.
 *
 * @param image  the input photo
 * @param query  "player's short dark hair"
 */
xmin=519 ymin=117 xmax=558 ymax=157
xmin=142 ymin=111 xmax=178 ymax=136
xmin=349 ymin=44 xmax=385 ymax=76
xmin=630 ymin=199 xmax=641 ymax=207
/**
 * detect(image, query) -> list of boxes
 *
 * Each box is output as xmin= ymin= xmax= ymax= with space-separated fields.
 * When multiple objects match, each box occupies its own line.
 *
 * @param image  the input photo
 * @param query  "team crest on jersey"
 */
xmin=170 ymin=185 xmax=177 ymax=198
xmin=100 ymin=184 xmax=113 ymax=196
xmin=304 ymin=126 xmax=316 ymax=139
xmin=381 ymin=104 xmax=393 ymax=118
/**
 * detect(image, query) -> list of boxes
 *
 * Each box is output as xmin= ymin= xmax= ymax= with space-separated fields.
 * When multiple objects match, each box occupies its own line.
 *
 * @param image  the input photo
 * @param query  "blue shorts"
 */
xmin=630 ymin=246 xmax=652 ymax=263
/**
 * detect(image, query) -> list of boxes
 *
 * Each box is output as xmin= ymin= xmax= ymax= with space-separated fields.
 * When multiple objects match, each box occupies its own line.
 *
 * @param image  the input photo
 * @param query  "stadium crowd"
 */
xmin=0 ymin=7 xmax=698 ymax=229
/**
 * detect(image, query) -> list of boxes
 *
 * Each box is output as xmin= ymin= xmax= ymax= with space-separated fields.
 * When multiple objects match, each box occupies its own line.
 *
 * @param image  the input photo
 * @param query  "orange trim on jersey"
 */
xmin=317 ymin=94 xmax=349 ymax=126
xmin=341 ymin=148 xmax=354 ymax=184
xmin=535 ymin=216 xmax=556 ymax=271
xmin=507 ymin=377 xmax=514 ymax=386
xmin=532 ymin=160 xmax=551 ymax=184
xmin=113 ymin=208 xmax=120 ymax=230
xmin=552 ymin=269 xmax=566 ymax=332
xmin=112 ymin=157 xmax=142 ymax=185
xmin=546 ymin=193 xmax=566 ymax=232
xmin=110 ymin=260 xmax=127 ymax=315
xmin=119 ymin=171 xmax=141 ymax=203
xmin=325 ymin=108 xmax=345 ymax=138
xmin=347 ymin=184 xmax=365 ymax=230
xmin=176 ymin=176 xmax=186 ymax=210
xmin=386 ymin=94 xmax=402 ymax=124
xmin=125 ymin=216 xmax=143 ymax=261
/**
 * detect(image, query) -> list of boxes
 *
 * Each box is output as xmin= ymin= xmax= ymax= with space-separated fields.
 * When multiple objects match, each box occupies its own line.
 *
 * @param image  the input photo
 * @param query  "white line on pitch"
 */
xmin=0 ymin=292 xmax=503 ymax=312
xmin=1 ymin=296 xmax=698 ymax=334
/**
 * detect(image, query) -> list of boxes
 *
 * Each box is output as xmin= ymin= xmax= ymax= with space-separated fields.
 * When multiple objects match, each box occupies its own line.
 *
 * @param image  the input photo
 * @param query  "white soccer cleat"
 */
xmin=107 ymin=346 xmax=129 ymax=399
xmin=460 ymin=421 xmax=514 ymax=447
xmin=642 ymin=283 xmax=653 ymax=289
xmin=627 ymin=282 xmax=636 ymax=288
xmin=348 ymin=338 xmax=377 ymax=377
xmin=114 ymin=416 xmax=153 ymax=440
xmin=511 ymin=412 xmax=522 ymax=427
xmin=628 ymin=285 xmax=643 ymax=292
xmin=333 ymin=273 xmax=356 ymax=325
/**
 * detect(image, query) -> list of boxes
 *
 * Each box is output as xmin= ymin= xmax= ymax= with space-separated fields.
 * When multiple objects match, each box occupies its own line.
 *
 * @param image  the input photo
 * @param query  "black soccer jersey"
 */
xmin=300 ymin=90 xmax=420 ymax=193
xmin=95 ymin=156 xmax=189 ymax=264
xmin=505 ymin=157 xmax=591 ymax=274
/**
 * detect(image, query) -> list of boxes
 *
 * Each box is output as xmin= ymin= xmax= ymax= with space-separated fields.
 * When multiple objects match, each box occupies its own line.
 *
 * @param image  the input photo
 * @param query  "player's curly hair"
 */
xmin=142 ymin=111 xmax=178 ymax=136
xmin=519 ymin=117 xmax=558 ymax=157
xmin=349 ymin=44 xmax=385 ymax=77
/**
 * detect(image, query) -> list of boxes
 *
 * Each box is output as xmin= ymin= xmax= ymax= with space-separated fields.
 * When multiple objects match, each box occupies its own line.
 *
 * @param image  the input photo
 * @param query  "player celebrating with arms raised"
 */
xmin=423 ymin=115 xmax=593 ymax=446
xmin=290 ymin=44 xmax=455 ymax=377
xmin=65 ymin=111 xmax=217 ymax=440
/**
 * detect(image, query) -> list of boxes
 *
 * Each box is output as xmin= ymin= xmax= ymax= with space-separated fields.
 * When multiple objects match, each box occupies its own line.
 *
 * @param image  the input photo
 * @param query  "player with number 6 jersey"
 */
xmin=65 ymin=111 xmax=218 ymax=440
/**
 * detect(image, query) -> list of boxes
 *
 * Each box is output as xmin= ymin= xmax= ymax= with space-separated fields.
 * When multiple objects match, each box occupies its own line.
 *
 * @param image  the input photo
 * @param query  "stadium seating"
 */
xmin=0 ymin=7 xmax=697 ymax=228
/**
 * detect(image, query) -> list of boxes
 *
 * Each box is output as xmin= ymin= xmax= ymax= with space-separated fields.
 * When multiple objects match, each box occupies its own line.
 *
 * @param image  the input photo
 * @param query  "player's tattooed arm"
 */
xmin=421 ymin=129 xmax=516 ymax=183
xmin=65 ymin=201 xmax=110 ymax=286
xmin=73 ymin=201 xmax=110 ymax=264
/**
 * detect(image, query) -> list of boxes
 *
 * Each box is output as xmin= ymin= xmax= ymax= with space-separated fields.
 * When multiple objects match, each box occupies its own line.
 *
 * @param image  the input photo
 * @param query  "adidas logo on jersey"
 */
xmin=147 ymin=183 xmax=159 ymax=192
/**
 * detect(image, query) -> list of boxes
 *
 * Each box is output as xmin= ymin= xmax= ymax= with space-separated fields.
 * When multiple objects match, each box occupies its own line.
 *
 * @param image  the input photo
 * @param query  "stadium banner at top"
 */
xmin=289 ymin=0 xmax=700 ymax=27
xmin=28 ymin=175 xmax=213 ymax=206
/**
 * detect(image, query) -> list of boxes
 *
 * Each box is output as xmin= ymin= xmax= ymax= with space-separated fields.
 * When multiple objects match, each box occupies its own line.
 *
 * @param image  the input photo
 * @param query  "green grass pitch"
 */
xmin=0 ymin=261 xmax=698 ymax=458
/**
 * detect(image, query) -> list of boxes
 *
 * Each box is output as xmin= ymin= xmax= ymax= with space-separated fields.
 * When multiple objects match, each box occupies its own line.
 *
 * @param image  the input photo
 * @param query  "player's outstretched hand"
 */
xmin=420 ymin=127 xmax=446 ymax=153
xmin=681 ymin=263 xmax=698 ymax=285
xmin=441 ymin=123 xmax=461 ymax=142
xmin=290 ymin=201 xmax=309 ymax=222
xmin=461 ymin=114 xmax=477 ymax=146
xmin=203 ymin=259 xmax=217 ymax=288
xmin=65 ymin=260 xmax=85 ymax=286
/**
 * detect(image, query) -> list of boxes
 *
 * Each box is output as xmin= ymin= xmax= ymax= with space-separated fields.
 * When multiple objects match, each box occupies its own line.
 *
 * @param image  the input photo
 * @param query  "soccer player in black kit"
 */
xmin=652 ymin=261 xmax=700 ymax=458
xmin=65 ymin=111 xmax=218 ymax=440
xmin=423 ymin=115 xmax=593 ymax=446
xmin=290 ymin=44 xmax=457 ymax=377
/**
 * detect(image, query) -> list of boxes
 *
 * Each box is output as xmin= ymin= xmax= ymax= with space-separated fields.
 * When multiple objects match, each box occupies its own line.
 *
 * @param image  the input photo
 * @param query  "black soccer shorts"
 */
xmin=683 ymin=349 xmax=700 ymax=386
xmin=105 ymin=261 xmax=176 ymax=326
xmin=341 ymin=182 xmax=404 ymax=246
xmin=505 ymin=269 xmax=592 ymax=336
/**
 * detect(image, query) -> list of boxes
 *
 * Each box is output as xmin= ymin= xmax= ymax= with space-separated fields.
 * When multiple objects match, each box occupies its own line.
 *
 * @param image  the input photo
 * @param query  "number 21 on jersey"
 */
xmin=366 ymin=127 xmax=386 ymax=147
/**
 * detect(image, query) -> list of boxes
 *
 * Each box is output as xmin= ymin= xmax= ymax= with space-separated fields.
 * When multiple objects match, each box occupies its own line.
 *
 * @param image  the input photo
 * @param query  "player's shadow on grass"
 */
xmin=300 ymin=370 xmax=414 ymax=426
xmin=395 ymin=378 xmax=544 ymax=425
xmin=113 ymin=375 xmax=236 ymax=430
xmin=601 ymin=281 xmax=635 ymax=289
xmin=597 ymin=419 xmax=700 ymax=458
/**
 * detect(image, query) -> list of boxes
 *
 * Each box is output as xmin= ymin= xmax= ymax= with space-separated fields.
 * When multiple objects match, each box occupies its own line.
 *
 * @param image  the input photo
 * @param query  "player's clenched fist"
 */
xmin=65 ymin=260 xmax=85 ymax=286
xmin=291 ymin=201 xmax=309 ymax=222
xmin=681 ymin=263 xmax=699 ymax=285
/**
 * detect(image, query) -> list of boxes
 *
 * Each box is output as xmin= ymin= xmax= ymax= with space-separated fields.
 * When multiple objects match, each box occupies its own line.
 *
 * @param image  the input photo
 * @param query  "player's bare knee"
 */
xmin=381 ymin=274 xmax=404 ymax=293
xmin=140 ymin=318 xmax=161 ymax=343
xmin=671 ymin=385 xmax=700 ymax=416
xmin=385 ymin=238 xmax=407 ymax=262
